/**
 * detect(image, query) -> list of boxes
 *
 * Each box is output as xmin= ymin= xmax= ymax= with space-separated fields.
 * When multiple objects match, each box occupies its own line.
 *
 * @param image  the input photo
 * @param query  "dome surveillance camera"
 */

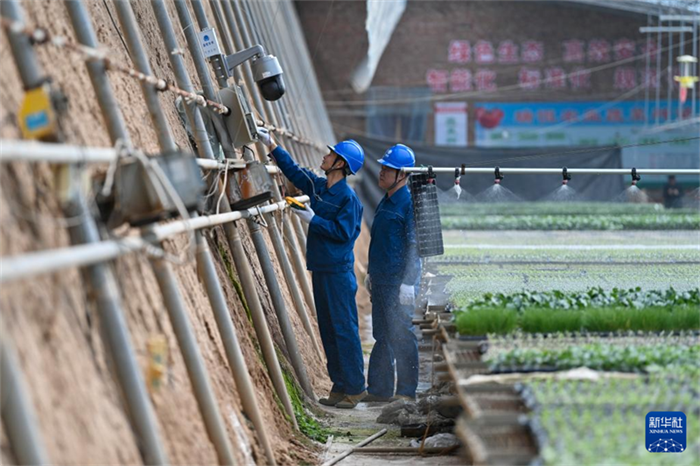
xmin=252 ymin=55 xmax=285 ymax=101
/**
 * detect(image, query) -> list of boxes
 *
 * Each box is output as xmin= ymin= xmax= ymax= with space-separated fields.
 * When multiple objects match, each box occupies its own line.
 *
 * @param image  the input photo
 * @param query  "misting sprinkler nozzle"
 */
xmin=562 ymin=167 xmax=571 ymax=185
xmin=494 ymin=166 xmax=503 ymax=184
xmin=631 ymin=167 xmax=641 ymax=186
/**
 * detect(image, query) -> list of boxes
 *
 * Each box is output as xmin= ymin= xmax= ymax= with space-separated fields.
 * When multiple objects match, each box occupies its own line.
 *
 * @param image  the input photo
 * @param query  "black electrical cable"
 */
xmin=102 ymin=0 xmax=129 ymax=57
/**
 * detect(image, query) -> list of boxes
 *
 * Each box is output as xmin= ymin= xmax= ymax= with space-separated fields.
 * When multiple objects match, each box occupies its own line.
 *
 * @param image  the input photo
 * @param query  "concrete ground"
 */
xmin=315 ymin=341 xmax=465 ymax=466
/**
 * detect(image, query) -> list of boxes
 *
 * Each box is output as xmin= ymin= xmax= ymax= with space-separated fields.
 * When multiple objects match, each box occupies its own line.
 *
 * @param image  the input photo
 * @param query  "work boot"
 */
xmin=363 ymin=393 xmax=392 ymax=403
xmin=389 ymin=394 xmax=415 ymax=402
xmin=319 ymin=391 xmax=345 ymax=406
xmin=335 ymin=391 xmax=368 ymax=409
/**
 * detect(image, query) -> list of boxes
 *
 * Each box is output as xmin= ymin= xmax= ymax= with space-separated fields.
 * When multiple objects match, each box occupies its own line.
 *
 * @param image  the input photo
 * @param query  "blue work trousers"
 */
xmin=367 ymin=285 xmax=419 ymax=398
xmin=312 ymin=271 xmax=366 ymax=395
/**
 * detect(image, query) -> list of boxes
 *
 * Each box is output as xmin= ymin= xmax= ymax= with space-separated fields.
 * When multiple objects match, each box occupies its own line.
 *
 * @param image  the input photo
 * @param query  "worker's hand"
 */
xmin=292 ymin=204 xmax=315 ymax=224
xmin=399 ymin=284 xmax=415 ymax=306
xmin=364 ymin=274 xmax=371 ymax=292
xmin=257 ymin=127 xmax=273 ymax=147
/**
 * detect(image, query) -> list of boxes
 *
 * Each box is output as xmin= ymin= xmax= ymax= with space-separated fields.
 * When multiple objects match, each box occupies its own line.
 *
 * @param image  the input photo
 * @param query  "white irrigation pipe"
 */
xmin=0 ymin=196 xmax=309 ymax=283
xmin=0 ymin=139 xmax=279 ymax=173
xmin=403 ymin=166 xmax=700 ymax=175
xmin=443 ymin=244 xmax=700 ymax=250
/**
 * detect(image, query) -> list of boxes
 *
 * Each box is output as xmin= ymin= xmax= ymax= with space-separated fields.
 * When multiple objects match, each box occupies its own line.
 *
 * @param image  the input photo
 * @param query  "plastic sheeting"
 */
xmin=350 ymin=0 xmax=407 ymax=93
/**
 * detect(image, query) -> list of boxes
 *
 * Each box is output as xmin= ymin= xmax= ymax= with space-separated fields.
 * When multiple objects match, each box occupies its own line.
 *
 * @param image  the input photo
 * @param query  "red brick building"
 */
xmin=295 ymin=0 xmax=699 ymax=176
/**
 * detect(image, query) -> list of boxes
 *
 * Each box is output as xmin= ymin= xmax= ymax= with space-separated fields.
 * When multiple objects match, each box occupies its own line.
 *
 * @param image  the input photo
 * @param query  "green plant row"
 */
xmin=462 ymin=287 xmax=700 ymax=312
xmin=439 ymin=201 xmax=697 ymax=217
xmin=525 ymin=378 xmax=700 ymax=466
xmin=484 ymin=342 xmax=700 ymax=373
xmin=440 ymin=214 xmax=700 ymax=230
xmin=455 ymin=305 xmax=700 ymax=335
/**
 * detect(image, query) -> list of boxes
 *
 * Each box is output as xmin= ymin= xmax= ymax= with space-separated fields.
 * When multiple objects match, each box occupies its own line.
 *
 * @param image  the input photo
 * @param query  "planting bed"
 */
xmin=429 ymin=208 xmax=699 ymax=464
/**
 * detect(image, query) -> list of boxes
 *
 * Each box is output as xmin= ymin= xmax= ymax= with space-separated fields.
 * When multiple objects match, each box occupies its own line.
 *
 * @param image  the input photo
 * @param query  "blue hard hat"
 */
xmin=377 ymin=144 xmax=415 ymax=170
xmin=327 ymin=139 xmax=364 ymax=175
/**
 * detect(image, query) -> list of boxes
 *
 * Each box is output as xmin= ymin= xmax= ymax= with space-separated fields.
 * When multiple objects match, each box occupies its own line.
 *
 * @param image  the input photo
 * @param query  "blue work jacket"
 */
xmin=368 ymin=185 xmax=421 ymax=286
xmin=272 ymin=146 xmax=363 ymax=273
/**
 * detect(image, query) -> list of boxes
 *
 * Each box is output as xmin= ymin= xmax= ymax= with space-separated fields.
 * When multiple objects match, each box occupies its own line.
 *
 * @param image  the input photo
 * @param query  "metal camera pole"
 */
xmin=174 ymin=0 xmax=298 ymax=428
xmin=190 ymin=0 xmax=315 ymax=402
xmin=212 ymin=0 xmax=322 ymax=361
xmin=116 ymin=1 xmax=276 ymax=465
xmin=66 ymin=1 xmax=235 ymax=464
xmin=149 ymin=1 xmax=276 ymax=463
xmin=222 ymin=0 xmax=314 ymax=313
xmin=1 ymin=0 xmax=168 ymax=463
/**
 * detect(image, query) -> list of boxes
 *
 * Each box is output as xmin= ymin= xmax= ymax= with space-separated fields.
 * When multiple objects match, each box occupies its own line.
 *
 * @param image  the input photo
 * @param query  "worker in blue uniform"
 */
xmin=364 ymin=144 xmax=421 ymax=403
xmin=257 ymin=128 xmax=368 ymax=409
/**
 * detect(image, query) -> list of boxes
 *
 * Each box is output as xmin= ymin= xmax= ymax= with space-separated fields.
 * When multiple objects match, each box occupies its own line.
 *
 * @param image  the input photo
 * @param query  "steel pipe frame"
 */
xmin=119 ymin=3 xmax=292 ymax=464
xmin=0 ymin=335 xmax=50 ymax=465
xmin=214 ymin=0 xmax=316 ymax=320
xmin=0 ymin=195 xmax=309 ymax=284
xmin=0 ymin=139 xmax=282 ymax=173
xmin=212 ymin=0 xmax=320 ymax=354
xmin=2 ymin=1 xmax=169 ymax=464
xmin=203 ymin=0 xmax=319 ymax=355
xmin=175 ymin=0 xmax=298 ymax=428
xmin=66 ymin=1 xmax=236 ymax=464
xmin=402 ymin=167 xmax=700 ymax=175
xmin=193 ymin=0 xmax=315 ymax=413
xmin=113 ymin=0 xmax=177 ymax=153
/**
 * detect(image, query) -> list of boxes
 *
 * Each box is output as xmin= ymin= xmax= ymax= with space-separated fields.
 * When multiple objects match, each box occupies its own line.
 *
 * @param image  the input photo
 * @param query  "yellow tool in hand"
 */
xmin=285 ymin=196 xmax=306 ymax=210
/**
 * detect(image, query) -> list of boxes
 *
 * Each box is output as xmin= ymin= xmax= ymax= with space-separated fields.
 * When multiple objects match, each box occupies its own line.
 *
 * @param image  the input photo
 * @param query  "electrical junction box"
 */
xmin=110 ymin=151 xmax=204 ymax=227
xmin=219 ymin=85 xmax=259 ymax=148
xmin=198 ymin=27 xmax=222 ymax=59
xmin=19 ymin=83 xmax=59 ymax=141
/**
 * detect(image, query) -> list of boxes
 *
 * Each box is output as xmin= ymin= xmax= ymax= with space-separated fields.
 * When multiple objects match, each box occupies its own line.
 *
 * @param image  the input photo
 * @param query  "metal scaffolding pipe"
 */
xmin=150 ymin=0 xmax=217 ymax=162
xmin=0 ymin=195 xmax=309 ymax=284
xmin=128 ymin=3 xmax=285 ymax=462
xmin=0 ymin=0 xmax=44 ymax=89
xmin=1 ymin=335 xmax=50 ymax=465
xmin=213 ymin=0 xmax=320 ymax=354
xmin=65 ymin=0 xmax=131 ymax=145
xmin=3 ymin=2 xmax=170 ymax=464
xmin=0 ymin=236 xmax=146 ymax=283
xmin=150 ymin=7 xmax=300 ymax=425
xmin=195 ymin=0 xmax=320 ymax=403
xmin=219 ymin=210 xmax=298 ymax=428
xmin=245 ymin=213 xmax=315 ymax=401
xmin=66 ymin=2 xmax=235 ymax=463
xmin=112 ymin=0 xmax=177 ymax=153
xmin=194 ymin=231 xmax=277 ymax=465
xmin=146 ymin=245 xmax=236 ymax=465
xmin=0 ymin=139 xmax=281 ymax=174
xmin=173 ymin=0 xmax=236 ymax=158
xmin=263 ymin=210 xmax=324 ymax=361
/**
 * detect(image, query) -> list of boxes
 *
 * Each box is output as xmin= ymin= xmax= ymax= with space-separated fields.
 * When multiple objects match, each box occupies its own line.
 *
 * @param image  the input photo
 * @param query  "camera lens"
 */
xmin=258 ymin=76 xmax=286 ymax=101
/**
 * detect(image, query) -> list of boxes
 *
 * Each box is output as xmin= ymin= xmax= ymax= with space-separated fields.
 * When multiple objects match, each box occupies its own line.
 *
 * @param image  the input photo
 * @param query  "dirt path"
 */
xmin=314 ymin=335 xmax=464 ymax=466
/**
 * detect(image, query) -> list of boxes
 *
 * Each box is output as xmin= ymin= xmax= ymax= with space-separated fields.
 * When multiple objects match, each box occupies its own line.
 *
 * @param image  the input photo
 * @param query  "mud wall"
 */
xmin=0 ymin=0 xmax=332 ymax=464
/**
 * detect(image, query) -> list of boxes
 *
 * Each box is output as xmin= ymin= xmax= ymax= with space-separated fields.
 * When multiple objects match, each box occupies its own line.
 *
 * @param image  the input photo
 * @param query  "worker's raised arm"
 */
xmin=270 ymin=145 xmax=322 ymax=196
xmin=257 ymin=127 xmax=321 ymax=195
